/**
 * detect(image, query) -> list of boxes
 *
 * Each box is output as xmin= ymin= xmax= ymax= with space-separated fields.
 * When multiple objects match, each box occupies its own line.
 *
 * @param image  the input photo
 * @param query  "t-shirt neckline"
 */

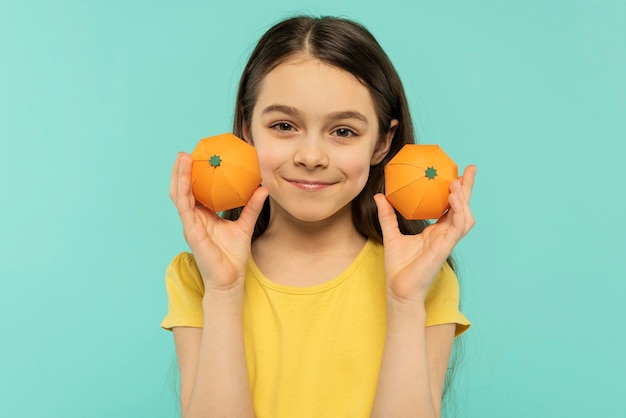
xmin=247 ymin=239 xmax=376 ymax=295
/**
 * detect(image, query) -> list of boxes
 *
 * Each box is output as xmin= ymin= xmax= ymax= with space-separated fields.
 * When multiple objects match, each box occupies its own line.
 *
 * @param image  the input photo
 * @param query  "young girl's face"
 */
xmin=243 ymin=53 xmax=394 ymax=224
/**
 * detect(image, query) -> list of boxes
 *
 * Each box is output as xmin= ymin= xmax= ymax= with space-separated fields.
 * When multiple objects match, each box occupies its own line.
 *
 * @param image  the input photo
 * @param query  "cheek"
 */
xmin=338 ymin=152 xmax=373 ymax=184
xmin=255 ymin=146 xmax=284 ymax=177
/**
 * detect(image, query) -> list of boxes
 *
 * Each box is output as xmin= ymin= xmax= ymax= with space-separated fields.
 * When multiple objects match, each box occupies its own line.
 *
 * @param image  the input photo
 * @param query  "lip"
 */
xmin=287 ymin=179 xmax=336 ymax=191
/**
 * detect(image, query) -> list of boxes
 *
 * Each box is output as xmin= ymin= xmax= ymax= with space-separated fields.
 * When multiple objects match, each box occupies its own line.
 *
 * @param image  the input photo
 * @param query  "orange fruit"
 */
xmin=385 ymin=144 xmax=458 ymax=220
xmin=191 ymin=133 xmax=262 ymax=212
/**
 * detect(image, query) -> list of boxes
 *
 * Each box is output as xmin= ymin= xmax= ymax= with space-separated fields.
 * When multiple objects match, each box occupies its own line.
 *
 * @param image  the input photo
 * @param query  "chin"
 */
xmin=281 ymin=203 xmax=353 ymax=225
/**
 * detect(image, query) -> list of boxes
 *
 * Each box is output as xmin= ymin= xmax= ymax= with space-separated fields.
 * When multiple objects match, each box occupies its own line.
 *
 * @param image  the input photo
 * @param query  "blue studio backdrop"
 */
xmin=1 ymin=1 xmax=624 ymax=417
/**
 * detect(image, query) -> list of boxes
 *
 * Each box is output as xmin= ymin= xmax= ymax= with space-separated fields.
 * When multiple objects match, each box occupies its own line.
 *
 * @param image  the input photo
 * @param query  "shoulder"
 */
xmin=164 ymin=252 xmax=205 ymax=293
xmin=365 ymin=239 xmax=385 ymax=264
xmin=352 ymin=239 xmax=386 ymax=281
xmin=425 ymin=262 xmax=470 ymax=336
xmin=161 ymin=252 xmax=205 ymax=330
xmin=166 ymin=252 xmax=203 ymax=287
xmin=426 ymin=262 xmax=459 ymax=301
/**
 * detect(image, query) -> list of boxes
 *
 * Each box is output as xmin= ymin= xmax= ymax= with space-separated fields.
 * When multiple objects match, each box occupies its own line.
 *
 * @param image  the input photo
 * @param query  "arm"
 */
xmin=372 ymin=314 xmax=455 ymax=417
xmin=372 ymin=166 xmax=476 ymax=417
xmin=169 ymin=152 xmax=269 ymax=417
xmin=173 ymin=293 xmax=251 ymax=417
xmin=173 ymin=327 xmax=201 ymax=414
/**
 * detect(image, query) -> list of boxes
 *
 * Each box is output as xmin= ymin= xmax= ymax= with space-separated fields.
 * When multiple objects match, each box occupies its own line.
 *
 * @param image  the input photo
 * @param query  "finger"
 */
xmin=457 ymin=166 xmax=476 ymax=234
xmin=374 ymin=193 xmax=401 ymax=241
xmin=169 ymin=153 xmax=182 ymax=203
xmin=459 ymin=165 xmax=477 ymax=203
xmin=434 ymin=178 xmax=465 ymax=227
xmin=237 ymin=186 xmax=270 ymax=236
xmin=176 ymin=153 xmax=197 ymax=225
xmin=448 ymin=179 xmax=475 ymax=236
xmin=444 ymin=180 xmax=468 ymax=238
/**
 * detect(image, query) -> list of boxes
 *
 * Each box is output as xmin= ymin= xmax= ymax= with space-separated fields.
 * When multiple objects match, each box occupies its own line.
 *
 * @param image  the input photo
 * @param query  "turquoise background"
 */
xmin=1 ymin=0 xmax=624 ymax=416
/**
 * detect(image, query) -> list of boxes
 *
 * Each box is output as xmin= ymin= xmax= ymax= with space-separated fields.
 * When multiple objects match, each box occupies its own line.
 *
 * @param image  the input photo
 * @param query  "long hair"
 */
xmin=222 ymin=16 xmax=463 ymax=413
xmin=224 ymin=16 xmax=454 ymax=265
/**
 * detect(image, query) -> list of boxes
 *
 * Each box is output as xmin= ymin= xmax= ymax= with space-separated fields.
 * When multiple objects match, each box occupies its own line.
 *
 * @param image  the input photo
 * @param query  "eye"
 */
xmin=271 ymin=122 xmax=295 ymax=132
xmin=333 ymin=128 xmax=356 ymax=138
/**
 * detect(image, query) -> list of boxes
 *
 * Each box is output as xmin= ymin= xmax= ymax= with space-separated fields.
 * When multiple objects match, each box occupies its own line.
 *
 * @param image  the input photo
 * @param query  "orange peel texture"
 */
xmin=191 ymin=133 xmax=262 ymax=212
xmin=384 ymin=144 xmax=458 ymax=220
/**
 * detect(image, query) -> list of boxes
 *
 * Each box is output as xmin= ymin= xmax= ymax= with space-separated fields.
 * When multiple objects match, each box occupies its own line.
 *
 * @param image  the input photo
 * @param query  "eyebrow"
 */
xmin=261 ymin=104 xmax=301 ymax=116
xmin=261 ymin=104 xmax=369 ymax=124
xmin=329 ymin=111 xmax=368 ymax=124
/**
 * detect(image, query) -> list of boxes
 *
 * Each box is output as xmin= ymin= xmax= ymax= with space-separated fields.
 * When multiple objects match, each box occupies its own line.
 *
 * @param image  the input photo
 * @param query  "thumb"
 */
xmin=237 ymin=186 xmax=270 ymax=236
xmin=374 ymin=193 xmax=401 ymax=241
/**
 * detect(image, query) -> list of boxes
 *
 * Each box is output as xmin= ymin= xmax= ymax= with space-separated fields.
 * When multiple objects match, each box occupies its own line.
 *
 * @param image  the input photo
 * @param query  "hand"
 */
xmin=170 ymin=152 xmax=269 ymax=293
xmin=374 ymin=165 xmax=476 ymax=307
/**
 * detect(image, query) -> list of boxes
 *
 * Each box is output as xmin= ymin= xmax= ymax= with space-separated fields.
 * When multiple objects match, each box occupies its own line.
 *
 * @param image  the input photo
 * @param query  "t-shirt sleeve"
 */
xmin=424 ymin=262 xmax=470 ymax=337
xmin=160 ymin=252 xmax=205 ymax=331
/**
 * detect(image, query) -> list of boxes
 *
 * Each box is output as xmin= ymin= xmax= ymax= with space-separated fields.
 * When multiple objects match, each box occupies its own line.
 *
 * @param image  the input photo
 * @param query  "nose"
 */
xmin=293 ymin=135 xmax=329 ymax=169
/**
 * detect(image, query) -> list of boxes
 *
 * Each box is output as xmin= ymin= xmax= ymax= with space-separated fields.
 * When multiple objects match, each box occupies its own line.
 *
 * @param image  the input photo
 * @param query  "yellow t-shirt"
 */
xmin=161 ymin=239 xmax=470 ymax=417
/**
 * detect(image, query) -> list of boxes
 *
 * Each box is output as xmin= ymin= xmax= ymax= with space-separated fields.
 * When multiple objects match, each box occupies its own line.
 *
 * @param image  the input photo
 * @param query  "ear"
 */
xmin=371 ymin=119 xmax=398 ymax=165
xmin=241 ymin=119 xmax=254 ymax=145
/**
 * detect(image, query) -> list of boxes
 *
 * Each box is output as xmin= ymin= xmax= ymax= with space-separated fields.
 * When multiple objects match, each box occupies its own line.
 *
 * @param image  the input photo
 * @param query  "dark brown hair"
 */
xmin=223 ymin=17 xmax=462 ymax=407
xmin=224 ymin=16 xmax=452 ymax=269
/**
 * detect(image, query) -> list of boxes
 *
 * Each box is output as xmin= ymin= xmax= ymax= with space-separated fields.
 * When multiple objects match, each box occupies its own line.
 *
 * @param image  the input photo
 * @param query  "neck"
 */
xmin=255 ymin=201 xmax=366 ymax=256
xmin=250 ymin=201 xmax=369 ymax=287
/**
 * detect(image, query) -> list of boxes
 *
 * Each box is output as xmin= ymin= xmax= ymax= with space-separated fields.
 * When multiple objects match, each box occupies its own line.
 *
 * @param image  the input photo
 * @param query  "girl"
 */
xmin=162 ymin=15 xmax=476 ymax=418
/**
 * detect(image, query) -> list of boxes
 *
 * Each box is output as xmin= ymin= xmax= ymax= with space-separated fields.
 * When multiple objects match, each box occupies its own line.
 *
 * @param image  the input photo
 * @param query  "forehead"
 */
xmin=254 ymin=53 xmax=378 ymax=118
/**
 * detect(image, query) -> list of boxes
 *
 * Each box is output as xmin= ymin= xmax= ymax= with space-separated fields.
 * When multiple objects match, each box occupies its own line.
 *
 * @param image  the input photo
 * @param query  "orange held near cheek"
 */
xmin=190 ymin=133 xmax=262 ymax=212
xmin=384 ymin=144 xmax=458 ymax=220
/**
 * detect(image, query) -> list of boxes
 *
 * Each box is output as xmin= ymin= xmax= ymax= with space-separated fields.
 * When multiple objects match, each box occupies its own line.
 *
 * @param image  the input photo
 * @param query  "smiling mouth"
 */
xmin=288 ymin=179 xmax=336 ymax=191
